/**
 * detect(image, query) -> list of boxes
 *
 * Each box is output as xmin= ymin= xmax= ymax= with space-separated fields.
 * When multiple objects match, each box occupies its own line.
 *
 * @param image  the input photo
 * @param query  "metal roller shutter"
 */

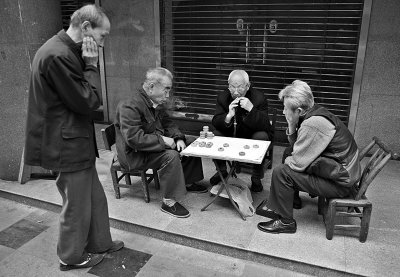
xmin=160 ymin=0 xmax=365 ymax=131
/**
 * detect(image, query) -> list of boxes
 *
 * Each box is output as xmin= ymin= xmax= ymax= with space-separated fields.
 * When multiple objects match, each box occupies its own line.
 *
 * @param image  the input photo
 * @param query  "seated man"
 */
xmin=114 ymin=67 xmax=207 ymax=218
xmin=211 ymin=70 xmax=272 ymax=192
xmin=257 ymin=80 xmax=361 ymax=234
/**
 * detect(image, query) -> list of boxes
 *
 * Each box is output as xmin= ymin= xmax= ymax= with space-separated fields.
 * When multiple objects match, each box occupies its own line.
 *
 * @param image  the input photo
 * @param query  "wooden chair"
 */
xmin=101 ymin=124 xmax=160 ymax=202
xmin=318 ymin=136 xmax=398 ymax=242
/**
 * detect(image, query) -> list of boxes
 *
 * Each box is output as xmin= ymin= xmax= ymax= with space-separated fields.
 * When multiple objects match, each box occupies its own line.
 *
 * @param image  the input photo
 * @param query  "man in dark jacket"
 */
xmin=24 ymin=4 xmax=123 ymax=271
xmin=114 ymin=67 xmax=207 ymax=218
xmin=211 ymin=70 xmax=272 ymax=192
xmin=257 ymin=80 xmax=361 ymax=234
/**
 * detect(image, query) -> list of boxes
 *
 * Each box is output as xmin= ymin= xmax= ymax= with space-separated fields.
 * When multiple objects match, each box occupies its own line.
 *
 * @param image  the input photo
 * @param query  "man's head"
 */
xmin=142 ymin=67 xmax=173 ymax=106
xmin=279 ymin=80 xmax=314 ymax=123
xmin=69 ymin=4 xmax=110 ymax=47
xmin=228 ymin=70 xmax=250 ymax=99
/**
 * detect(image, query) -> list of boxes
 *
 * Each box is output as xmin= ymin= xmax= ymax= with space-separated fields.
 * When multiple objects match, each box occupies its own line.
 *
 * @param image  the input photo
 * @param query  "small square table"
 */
xmin=180 ymin=136 xmax=271 ymax=220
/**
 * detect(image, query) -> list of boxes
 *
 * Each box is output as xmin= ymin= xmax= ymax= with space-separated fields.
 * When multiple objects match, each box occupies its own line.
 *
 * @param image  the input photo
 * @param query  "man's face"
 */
xmin=83 ymin=18 xmax=110 ymax=47
xmin=228 ymin=74 xmax=249 ymax=99
xmin=148 ymin=76 xmax=172 ymax=105
xmin=283 ymin=98 xmax=301 ymax=125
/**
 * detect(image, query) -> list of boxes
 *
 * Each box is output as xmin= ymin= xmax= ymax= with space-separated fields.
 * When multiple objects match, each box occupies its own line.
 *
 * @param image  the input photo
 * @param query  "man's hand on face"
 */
xmin=82 ymin=36 xmax=99 ymax=66
xmin=176 ymin=140 xmax=186 ymax=152
xmin=237 ymin=97 xmax=253 ymax=112
xmin=162 ymin=136 xmax=176 ymax=150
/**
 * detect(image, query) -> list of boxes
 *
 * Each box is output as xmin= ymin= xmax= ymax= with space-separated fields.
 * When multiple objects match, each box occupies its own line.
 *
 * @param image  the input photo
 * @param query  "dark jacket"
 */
xmin=302 ymin=104 xmax=361 ymax=187
xmin=212 ymin=87 xmax=272 ymax=138
xmin=114 ymin=89 xmax=185 ymax=170
xmin=24 ymin=30 xmax=101 ymax=172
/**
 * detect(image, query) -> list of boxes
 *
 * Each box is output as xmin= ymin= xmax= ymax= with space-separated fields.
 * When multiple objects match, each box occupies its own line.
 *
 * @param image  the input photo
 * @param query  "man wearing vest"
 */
xmin=257 ymin=80 xmax=361 ymax=234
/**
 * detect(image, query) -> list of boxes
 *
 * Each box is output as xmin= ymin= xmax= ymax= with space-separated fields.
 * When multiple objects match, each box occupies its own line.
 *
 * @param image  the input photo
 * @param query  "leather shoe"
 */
xmin=255 ymin=206 xmax=281 ymax=219
xmin=59 ymin=253 xmax=104 ymax=271
xmin=257 ymin=219 xmax=297 ymax=234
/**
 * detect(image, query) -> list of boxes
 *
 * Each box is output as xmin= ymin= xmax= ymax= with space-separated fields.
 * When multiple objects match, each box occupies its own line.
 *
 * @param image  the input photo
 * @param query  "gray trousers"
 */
xmin=268 ymin=164 xmax=351 ymax=219
xmin=56 ymin=165 xmax=113 ymax=264
xmin=143 ymin=137 xmax=204 ymax=200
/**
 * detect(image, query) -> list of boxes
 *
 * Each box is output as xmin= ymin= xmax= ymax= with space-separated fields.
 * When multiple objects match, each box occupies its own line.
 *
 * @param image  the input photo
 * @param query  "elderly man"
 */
xmin=24 ymin=5 xmax=123 ymax=271
xmin=257 ymin=80 xmax=361 ymax=234
xmin=114 ymin=67 xmax=207 ymax=218
xmin=211 ymin=70 xmax=272 ymax=192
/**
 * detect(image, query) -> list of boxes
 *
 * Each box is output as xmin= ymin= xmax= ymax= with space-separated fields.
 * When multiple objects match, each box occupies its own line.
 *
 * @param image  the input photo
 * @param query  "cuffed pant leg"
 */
xmin=56 ymin=168 xmax=92 ymax=264
xmin=146 ymin=150 xmax=187 ymax=200
xmin=268 ymin=164 xmax=351 ymax=219
xmin=85 ymin=166 xmax=113 ymax=253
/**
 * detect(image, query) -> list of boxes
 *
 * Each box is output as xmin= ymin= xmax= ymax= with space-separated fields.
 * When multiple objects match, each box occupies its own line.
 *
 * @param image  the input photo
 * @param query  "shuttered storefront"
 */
xmin=160 ymin=0 xmax=365 ymax=132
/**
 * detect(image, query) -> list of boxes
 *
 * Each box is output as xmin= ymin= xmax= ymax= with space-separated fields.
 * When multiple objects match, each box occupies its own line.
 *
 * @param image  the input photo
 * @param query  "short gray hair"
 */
xmin=143 ymin=67 xmax=173 ymax=89
xmin=228 ymin=70 xmax=249 ymax=84
xmin=70 ymin=4 xmax=108 ymax=28
xmin=278 ymin=80 xmax=314 ymax=111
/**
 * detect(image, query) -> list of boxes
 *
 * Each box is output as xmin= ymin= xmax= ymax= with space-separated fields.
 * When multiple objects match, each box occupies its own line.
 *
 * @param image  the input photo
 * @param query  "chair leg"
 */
xmin=141 ymin=172 xmax=150 ymax=203
xmin=359 ymin=204 xmax=372 ymax=243
xmin=325 ymin=201 xmax=336 ymax=240
xmin=153 ymin=169 xmax=160 ymax=190
xmin=110 ymin=168 xmax=121 ymax=199
xmin=318 ymin=196 xmax=324 ymax=215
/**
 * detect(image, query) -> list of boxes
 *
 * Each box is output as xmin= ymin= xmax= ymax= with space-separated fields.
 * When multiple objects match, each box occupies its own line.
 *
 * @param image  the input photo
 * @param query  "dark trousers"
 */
xmin=56 ymin=165 xmax=113 ymax=264
xmin=143 ymin=136 xmax=204 ymax=200
xmin=213 ymin=129 xmax=269 ymax=179
xmin=268 ymin=164 xmax=351 ymax=219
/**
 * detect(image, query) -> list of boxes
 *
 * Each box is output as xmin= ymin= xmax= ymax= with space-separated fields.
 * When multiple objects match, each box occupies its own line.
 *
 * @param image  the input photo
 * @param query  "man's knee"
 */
xmin=251 ymin=131 xmax=269 ymax=141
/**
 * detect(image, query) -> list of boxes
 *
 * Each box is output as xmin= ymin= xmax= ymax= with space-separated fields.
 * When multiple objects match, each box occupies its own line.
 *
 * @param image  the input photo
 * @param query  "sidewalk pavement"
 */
xmin=1 ymin=146 xmax=399 ymax=276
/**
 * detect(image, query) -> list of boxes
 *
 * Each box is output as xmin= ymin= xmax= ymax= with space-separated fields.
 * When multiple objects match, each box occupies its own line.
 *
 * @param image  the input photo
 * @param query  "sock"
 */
xmin=163 ymin=198 xmax=176 ymax=207
xmin=281 ymin=218 xmax=295 ymax=224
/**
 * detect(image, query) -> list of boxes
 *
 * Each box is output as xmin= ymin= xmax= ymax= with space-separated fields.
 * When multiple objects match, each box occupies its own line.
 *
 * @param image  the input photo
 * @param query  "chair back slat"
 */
xmin=101 ymin=124 xmax=116 ymax=151
xmin=354 ymin=137 xmax=397 ymax=201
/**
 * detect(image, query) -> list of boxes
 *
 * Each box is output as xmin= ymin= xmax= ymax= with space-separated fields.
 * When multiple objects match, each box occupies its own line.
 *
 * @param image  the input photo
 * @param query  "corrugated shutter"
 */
xmin=61 ymin=0 xmax=95 ymax=30
xmin=160 ymin=0 xmax=364 ymax=130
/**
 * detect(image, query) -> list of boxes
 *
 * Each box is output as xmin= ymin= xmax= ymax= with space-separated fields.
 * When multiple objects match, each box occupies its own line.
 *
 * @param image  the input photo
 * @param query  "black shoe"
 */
xmin=293 ymin=191 xmax=302 ymax=209
xmin=59 ymin=253 xmax=104 ymax=271
xmin=209 ymin=171 xmax=228 ymax=186
xmin=255 ymin=205 xmax=281 ymax=220
xmin=186 ymin=182 xmax=208 ymax=193
xmin=257 ymin=219 xmax=297 ymax=234
xmin=161 ymin=202 xmax=190 ymax=218
xmin=250 ymin=177 xmax=263 ymax=193
xmin=100 ymin=240 xmax=124 ymax=254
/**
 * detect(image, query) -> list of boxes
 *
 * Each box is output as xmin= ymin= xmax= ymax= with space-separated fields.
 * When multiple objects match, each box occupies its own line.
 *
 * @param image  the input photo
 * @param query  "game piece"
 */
xmin=223 ymin=143 xmax=229 ymax=147
xmin=199 ymin=131 xmax=206 ymax=139
xmin=244 ymin=145 xmax=250 ymax=149
xmin=206 ymin=142 xmax=213 ymax=148
xmin=239 ymin=151 xmax=245 ymax=156
xmin=191 ymin=141 xmax=199 ymax=147
xmin=218 ymin=147 xmax=224 ymax=151
xmin=253 ymin=144 xmax=259 ymax=148
xmin=206 ymin=132 xmax=214 ymax=139
xmin=199 ymin=141 xmax=206 ymax=147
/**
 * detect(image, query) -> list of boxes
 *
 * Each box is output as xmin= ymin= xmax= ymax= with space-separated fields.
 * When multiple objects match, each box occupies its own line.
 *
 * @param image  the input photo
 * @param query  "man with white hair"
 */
xmin=257 ymin=80 xmax=361 ymax=234
xmin=115 ymin=67 xmax=207 ymax=219
xmin=211 ymin=70 xmax=272 ymax=192
xmin=24 ymin=4 xmax=123 ymax=271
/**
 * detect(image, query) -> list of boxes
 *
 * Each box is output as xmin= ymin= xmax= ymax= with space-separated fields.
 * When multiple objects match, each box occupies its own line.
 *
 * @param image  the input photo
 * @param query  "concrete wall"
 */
xmin=0 ymin=0 xmax=62 ymax=180
xmin=101 ymin=0 xmax=159 ymax=122
xmin=354 ymin=0 xmax=400 ymax=153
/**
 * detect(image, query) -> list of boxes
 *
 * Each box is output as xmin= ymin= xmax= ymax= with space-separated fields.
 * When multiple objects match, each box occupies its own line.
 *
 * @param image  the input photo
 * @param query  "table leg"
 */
xmin=201 ymin=161 xmax=247 ymax=221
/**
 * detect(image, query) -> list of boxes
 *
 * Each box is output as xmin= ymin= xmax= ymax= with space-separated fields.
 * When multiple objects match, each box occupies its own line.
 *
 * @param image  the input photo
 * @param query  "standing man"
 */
xmin=211 ymin=70 xmax=272 ymax=192
xmin=257 ymin=80 xmax=361 ymax=234
xmin=114 ymin=67 xmax=207 ymax=218
xmin=24 ymin=4 xmax=123 ymax=271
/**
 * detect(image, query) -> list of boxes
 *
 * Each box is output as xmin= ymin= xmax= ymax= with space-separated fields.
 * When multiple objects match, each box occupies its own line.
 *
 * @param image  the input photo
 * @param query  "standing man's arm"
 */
xmin=47 ymin=37 xmax=101 ymax=114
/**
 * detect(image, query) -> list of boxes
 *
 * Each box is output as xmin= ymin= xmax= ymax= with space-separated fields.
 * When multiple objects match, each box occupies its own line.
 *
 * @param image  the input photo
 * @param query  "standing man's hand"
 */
xmin=176 ymin=140 xmax=186 ymax=152
xmin=82 ymin=36 xmax=99 ymax=66
xmin=237 ymin=97 xmax=253 ymax=112
xmin=162 ymin=136 xmax=176 ymax=149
